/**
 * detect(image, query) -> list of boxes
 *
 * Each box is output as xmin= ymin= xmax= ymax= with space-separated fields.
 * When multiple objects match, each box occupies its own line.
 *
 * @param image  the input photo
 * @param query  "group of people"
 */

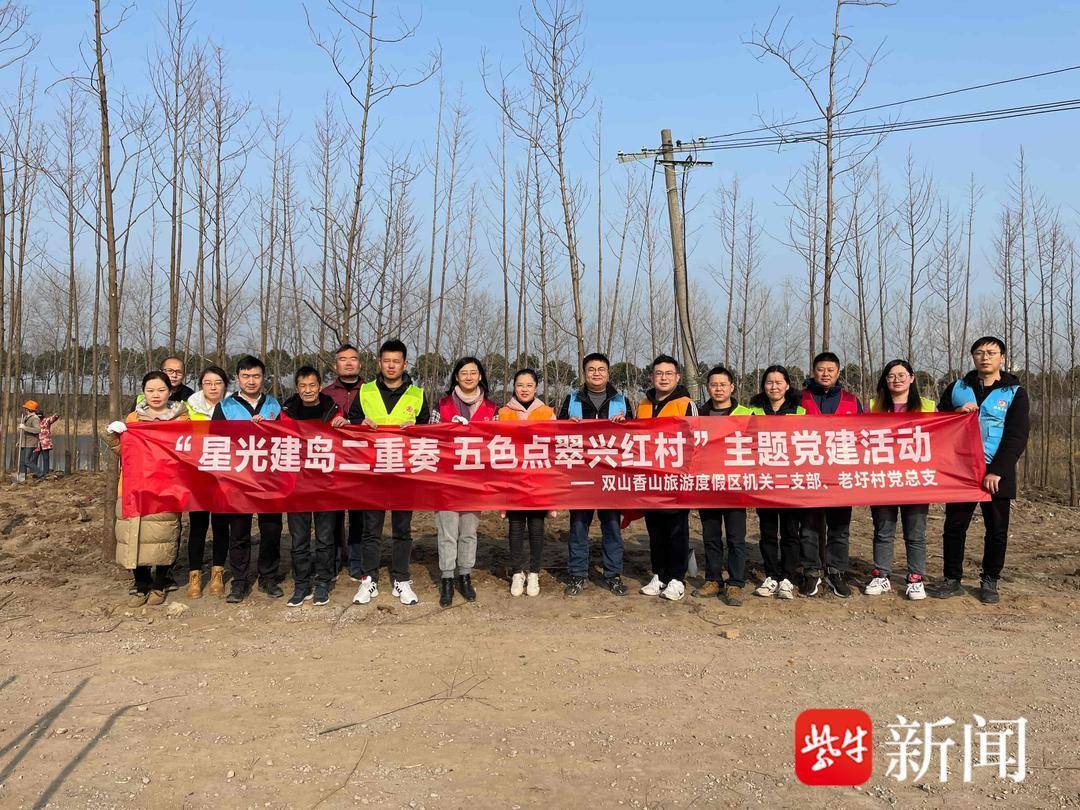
xmin=15 ymin=401 xmax=60 ymax=483
xmin=97 ymin=334 xmax=1029 ymax=611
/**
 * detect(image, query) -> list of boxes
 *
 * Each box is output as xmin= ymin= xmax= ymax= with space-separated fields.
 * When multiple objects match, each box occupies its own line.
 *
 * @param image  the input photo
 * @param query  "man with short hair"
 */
xmin=282 ymin=366 xmax=347 ymax=606
xmin=558 ymin=352 xmax=632 ymax=598
xmin=637 ymin=355 xmax=698 ymax=602
xmin=131 ymin=355 xmax=193 ymax=412
xmin=213 ymin=355 xmax=284 ymax=604
xmin=799 ymin=351 xmax=864 ymax=599
xmin=346 ymin=339 xmax=430 ymax=607
xmin=322 ymin=344 xmax=365 ymax=572
xmin=935 ymin=336 xmax=1029 ymax=605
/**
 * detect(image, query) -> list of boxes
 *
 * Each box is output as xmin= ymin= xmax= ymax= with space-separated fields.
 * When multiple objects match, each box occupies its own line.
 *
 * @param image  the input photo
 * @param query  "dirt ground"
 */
xmin=1 ymin=472 xmax=1078 ymax=809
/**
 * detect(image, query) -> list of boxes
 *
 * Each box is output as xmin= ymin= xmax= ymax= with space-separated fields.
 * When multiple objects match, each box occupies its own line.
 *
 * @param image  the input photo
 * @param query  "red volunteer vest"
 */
xmin=801 ymin=388 xmax=859 ymax=415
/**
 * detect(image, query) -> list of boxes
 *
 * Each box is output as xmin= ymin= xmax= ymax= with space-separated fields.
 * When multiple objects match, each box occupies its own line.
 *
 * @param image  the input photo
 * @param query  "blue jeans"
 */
xmin=18 ymin=447 xmax=36 ymax=476
xmin=567 ymin=509 xmax=623 ymax=579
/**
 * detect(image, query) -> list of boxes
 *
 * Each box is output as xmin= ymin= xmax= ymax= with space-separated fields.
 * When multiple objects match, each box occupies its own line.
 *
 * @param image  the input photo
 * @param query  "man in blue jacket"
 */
xmin=935 ymin=336 xmax=1030 ymax=605
xmin=213 ymin=355 xmax=284 ymax=604
xmin=557 ymin=352 xmax=633 ymax=598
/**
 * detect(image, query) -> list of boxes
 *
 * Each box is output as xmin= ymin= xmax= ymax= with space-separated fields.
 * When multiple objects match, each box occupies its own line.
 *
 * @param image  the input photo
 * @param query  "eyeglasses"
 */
xmin=885 ymin=374 xmax=911 ymax=382
xmin=653 ymin=371 xmax=678 ymax=378
xmin=973 ymin=350 xmax=1001 ymax=358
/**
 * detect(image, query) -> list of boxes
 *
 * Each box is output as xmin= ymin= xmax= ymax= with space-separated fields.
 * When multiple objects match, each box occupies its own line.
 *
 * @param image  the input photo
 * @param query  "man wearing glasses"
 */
xmin=935 ymin=336 xmax=1029 ymax=605
xmin=131 ymin=356 xmax=194 ymax=412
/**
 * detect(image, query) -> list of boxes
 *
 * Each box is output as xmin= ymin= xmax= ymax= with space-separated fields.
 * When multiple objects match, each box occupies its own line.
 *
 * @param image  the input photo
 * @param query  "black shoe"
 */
xmin=226 ymin=585 xmax=246 ymax=604
xmin=457 ymin=574 xmax=477 ymax=602
xmin=259 ymin=581 xmax=284 ymax=599
xmin=564 ymin=576 xmax=586 ymax=597
xmin=933 ymin=578 xmax=963 ymax=599
xmin=826 ymin=568 xmax=852 ymax=598
xmin=312 ymin=585 xmax=331 ymax=606
xmin=799 ymin=573 xmax=821 ymax=597
xmin=978 ymin=577 xmax=1000 ymax=605
xmin=439 ymin=577 xmax=454 ymax=607
xmin=286 ymin=588 xmax=311 ymax=607
xmin=603 ymin=576 xmax=629 ymax=596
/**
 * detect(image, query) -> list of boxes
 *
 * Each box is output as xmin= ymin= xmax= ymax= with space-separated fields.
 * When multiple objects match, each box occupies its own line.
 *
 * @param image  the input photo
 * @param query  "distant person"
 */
xmin=31 ymin=410 xmax=61 ymax=479
xmin=15 ymin=400 xmax=40 ymax=484
xmin=935 ymin=337 xmax=1029 ymax=605
xmin=104 ymin=372 xmax=189 ymax=607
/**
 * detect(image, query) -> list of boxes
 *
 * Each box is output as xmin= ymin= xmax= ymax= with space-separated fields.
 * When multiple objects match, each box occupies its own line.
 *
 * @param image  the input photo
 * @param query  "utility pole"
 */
xmin=660 ymin=128 xmax=700 ymax=396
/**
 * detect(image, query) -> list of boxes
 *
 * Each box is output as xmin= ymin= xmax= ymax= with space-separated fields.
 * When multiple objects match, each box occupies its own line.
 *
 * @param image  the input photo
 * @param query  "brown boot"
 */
xmin=127 ymin=591 xmax=149 ymax=608
xmin=208 ymin=566 xmax=226 ymax=596
xmin=187 ymin=570 xmax=203 ymax=599
xmin=146 ymin=589 xmax=166 ymax=606
xmin=692 ymin=580 xmax=721 ymax=598
xmin=724 ymin=584 xmax=744 ymax=607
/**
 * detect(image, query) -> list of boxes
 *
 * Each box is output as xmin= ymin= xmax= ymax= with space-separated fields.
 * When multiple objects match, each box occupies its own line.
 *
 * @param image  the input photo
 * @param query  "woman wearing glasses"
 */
xmin=864 ymin=360 xmax=936 ymax=600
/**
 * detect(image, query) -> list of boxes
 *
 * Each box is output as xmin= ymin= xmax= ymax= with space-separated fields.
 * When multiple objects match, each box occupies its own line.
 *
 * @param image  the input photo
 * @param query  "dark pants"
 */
xmin=801 ymin=506 xmax=852 ymax=575
xmin=700 ymin=508 xmax=747 ymax=586
xmin=509 ymin=510 xmax=545 ymax=573
xmin=31 ymin=448 xmax=51 ymax=478
xmin=645 ymin=509 xmax=690 ymax=583
xmin=354 ymin=510 xmax=413 ymax=583
xmin=334 ymin=511 xmax=351 ymax=569
xmin=133 ymin=565 xmax=171 ymax=593
xmin=18 ymin=447 xmax=35 ymax=476
xmin=943 ymin=498 xmax=1011 ymax=581
xmin=567 ymin=509 xmax=624 ymax=578
xmin=757 ymin=508 xmax=802 ymax=581
xmin=229 ymin=513 xmax=282 ymax=589
xmin=188 ymin=511 xmax=230 ymax=569
xmin=288 ymin=511 xmax=337 ymax=591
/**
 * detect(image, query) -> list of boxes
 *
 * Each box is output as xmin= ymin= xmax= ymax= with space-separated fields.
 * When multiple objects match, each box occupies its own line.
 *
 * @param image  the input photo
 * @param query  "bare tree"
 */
xmin=896 ymin=150 xmax=937 ymax=361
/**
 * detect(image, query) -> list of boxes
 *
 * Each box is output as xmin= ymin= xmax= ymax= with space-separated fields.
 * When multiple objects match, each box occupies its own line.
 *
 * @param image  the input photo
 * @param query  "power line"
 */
xmin=617 ymin=63 xmax=1080 ymax=160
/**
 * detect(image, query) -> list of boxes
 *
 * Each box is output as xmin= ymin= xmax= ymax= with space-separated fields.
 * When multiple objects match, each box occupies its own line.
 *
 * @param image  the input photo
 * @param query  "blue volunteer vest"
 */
xmin=218 ymin=393 xmax=282 ymax=421
xmin=951 ymin=380 xmax=1017 ymax=462
xmin=566 ymin=390 xmax=628 ymax=419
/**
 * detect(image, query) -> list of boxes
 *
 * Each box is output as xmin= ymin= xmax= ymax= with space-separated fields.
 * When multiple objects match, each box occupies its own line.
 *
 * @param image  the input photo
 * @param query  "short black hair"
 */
xmin=294 ymin=365 xmax=322 ymax=385
xmin=334 ymin=343 xmax=360 ymax=357
xmin=379 ymin=339 xmax=408 ymax=360
xmin=812 ymin=351 xmax=841 ymax=368
xmin=650 ymin=354 xmax=680 ymax=371
xmin=141 ymin=371 xmax=172 ymax=390
xmin=236 ymin=355 xmax=265 ymax=374
xmin=199 ymin=365 xmax=231 ymax=387
xmin=513 ymin=367 xmax=540 ymax=385
xmin=706 ymin=365 xmax=735 ymax=386
xmin=582 ymin=352 xmax=610 ymax=370
xmin=971 ymin=335 xmax=1006 ymax=355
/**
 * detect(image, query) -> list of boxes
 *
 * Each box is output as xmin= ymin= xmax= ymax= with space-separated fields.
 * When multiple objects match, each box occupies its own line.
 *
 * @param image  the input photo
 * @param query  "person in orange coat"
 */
xmin=498 ymin=368 xmax=556 ymax=597
xmin=104 ymin=371 xmax=189 ymax=607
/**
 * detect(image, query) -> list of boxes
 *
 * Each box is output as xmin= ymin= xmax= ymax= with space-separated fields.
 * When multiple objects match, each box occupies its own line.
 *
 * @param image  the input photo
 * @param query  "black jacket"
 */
xmin=938 ymin=370 xmax=1030 ymax=499
xmin=640 ymin=385 xmax=698 ymax=417
xmin=802 ymin=379 xmax=864 ymax=414
xmin=282 ymin=391 xmax=339 ymax=422
xmin=346 ymin=373 xmax=431 ymax=425
xmin=557 ymin=383 xmax=635 ymax=420
xmin=748 ymin=393 xmax=804 ymax=415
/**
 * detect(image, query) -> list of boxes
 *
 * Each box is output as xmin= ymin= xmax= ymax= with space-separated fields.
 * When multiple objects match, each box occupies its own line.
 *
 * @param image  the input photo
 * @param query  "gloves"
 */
xmin=106 ymin=420 xmax=128 ymax=434
xmin=451 ymin=415 xmax=469 ymax=426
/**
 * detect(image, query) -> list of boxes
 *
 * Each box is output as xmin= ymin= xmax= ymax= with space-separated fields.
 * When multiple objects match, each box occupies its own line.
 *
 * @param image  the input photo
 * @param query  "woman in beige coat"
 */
xmin=104 ymin=371 xmax=189 ymax=607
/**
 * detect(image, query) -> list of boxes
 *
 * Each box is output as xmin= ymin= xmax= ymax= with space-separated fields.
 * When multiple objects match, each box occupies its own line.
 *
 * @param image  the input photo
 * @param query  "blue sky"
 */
xmin=26 ymin=0 xmax=1080 ymax=283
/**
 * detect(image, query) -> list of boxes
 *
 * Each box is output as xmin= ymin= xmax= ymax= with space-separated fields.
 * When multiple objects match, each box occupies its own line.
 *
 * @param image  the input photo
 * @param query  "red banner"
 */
xmin=119 ymin=413 xmax=989 ymax=516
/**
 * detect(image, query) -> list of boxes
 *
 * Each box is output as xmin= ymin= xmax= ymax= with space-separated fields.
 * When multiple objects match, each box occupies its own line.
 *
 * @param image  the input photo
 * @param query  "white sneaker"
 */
xmin=906 ymin=580 xmax=926 ymax=600
xmin=755 ymin=577 xmax=779 ymax=597
xmin=510 ymin=572 xmax=525 ymax=597
xmin=777 ymin=578 xmax=795 ymax=599
xmin=392 ymin=580 xmax=419 ymax=606
xmin=864 ymin=576 xmax=892 ymax=596
xmin=640 ymin=574 xmax=665 ymax=596
xmin=526 ymin=572 xmax=540 ymax=597
xmin=660 ymin=579 xmax=685 ymax=601
xmin=352 ymin=576 xmax=378 ymax=604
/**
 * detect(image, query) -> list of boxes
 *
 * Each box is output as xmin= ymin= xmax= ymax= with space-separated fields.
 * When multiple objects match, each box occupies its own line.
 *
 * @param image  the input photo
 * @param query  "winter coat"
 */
xmin=801 ymin=380 xmax=863 ymax=414
xmin=18 ymin=412 xmax=40 ymax=449
xmin=281 ymin=391 xmax=340 ymax=422
xmin=498 ymin=397 xmax=556 ymax=421
xmin=637 ymin=385 xmax=698 ymax=418
xmin=558 ymin=384 xmax=633 ymax=420
xmin=104 ymin=401 xmax=188 ymax=570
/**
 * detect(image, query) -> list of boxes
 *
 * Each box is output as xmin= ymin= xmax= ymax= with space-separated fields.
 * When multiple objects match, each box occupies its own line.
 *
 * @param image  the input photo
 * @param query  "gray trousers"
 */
xmin=871 ymin=504 xmax=928 ymax=579
xmin=436 ymin=511 xmax=479 ymax=577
